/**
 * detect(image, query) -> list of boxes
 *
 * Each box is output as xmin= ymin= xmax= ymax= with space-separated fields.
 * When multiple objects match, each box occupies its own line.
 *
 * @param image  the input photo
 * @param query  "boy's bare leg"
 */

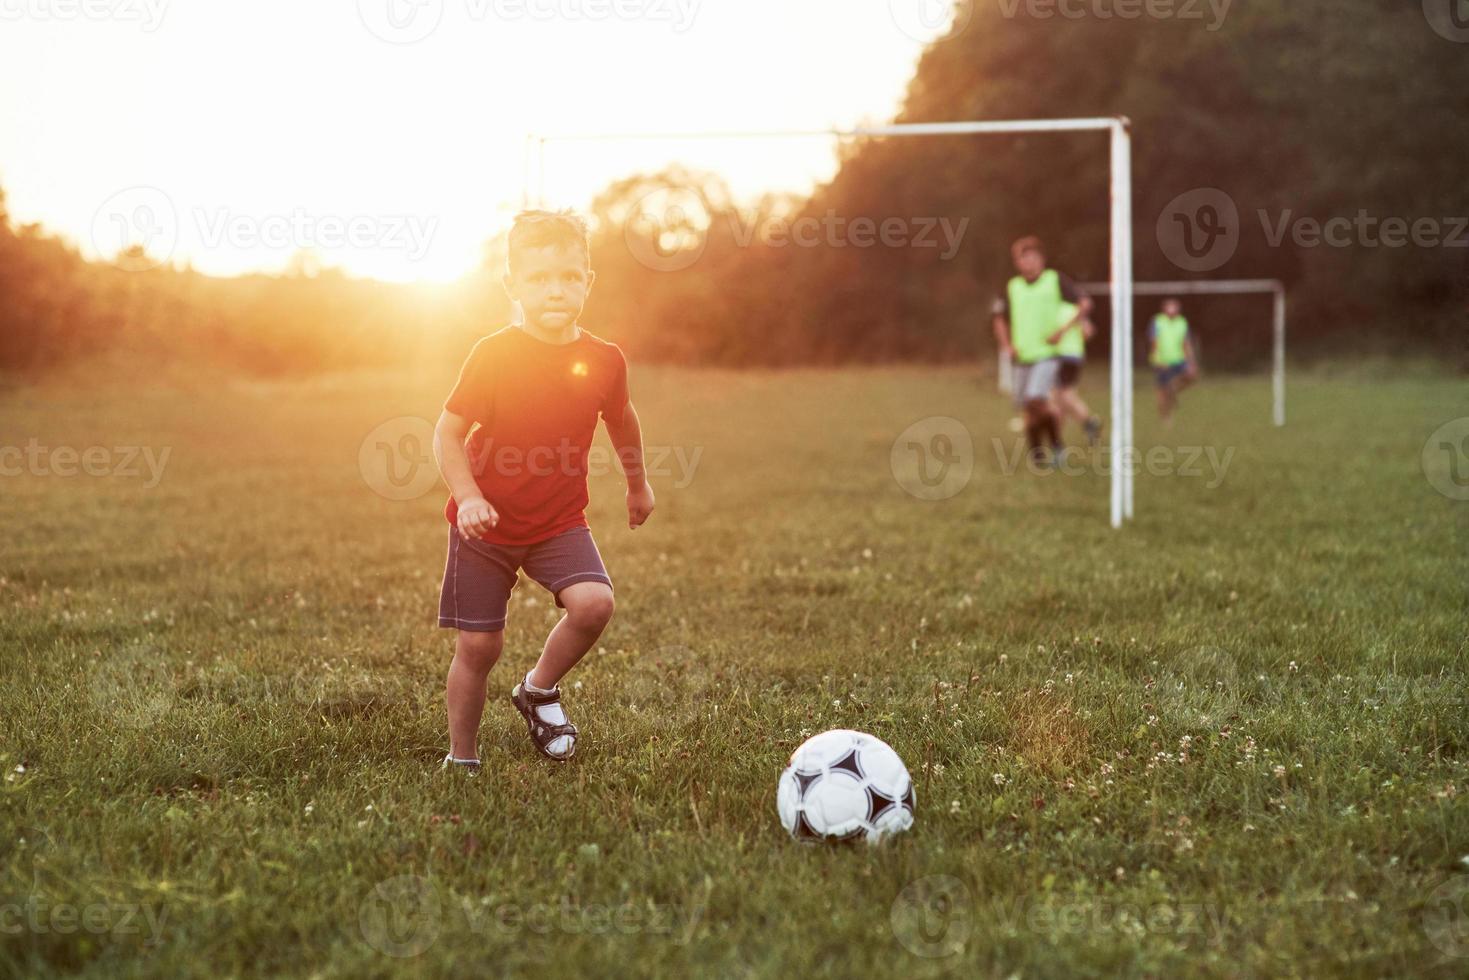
xmin=446 ymin=629 xmax=504 ymax=760
xmin=1158 ymin=385 xmax=1176 ymax=424
xmin=528 ymin=582 xmax=614 ymax=690
xmin=1058 ymin=387 xmax=1090 ymax=424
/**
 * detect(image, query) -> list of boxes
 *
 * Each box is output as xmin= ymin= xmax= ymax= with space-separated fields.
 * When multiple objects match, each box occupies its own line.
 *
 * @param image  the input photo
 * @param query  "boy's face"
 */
xmin=1163 ymin=300 xmax=1182 ymax=317
xmin=1013 ymin=248 xmax=1045 ymax=280
xmin=503 ymin=244 xmax=594 ymax=331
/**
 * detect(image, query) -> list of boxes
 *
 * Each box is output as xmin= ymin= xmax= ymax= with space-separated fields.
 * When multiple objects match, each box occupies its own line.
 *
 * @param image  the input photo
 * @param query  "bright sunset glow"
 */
xmin=0 ymin=1 xmax=959 ymax=281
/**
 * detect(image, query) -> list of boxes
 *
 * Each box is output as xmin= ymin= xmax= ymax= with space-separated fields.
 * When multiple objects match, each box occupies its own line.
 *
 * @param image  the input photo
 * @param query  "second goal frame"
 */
xmin=526 ymin=117 xmax=1138 ymax=529
xmin=1080 ymin=278 xmax=1287 ymax=429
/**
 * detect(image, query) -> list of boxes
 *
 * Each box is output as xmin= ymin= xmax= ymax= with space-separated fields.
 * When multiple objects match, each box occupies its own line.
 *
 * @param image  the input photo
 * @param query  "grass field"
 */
xmin=1 ymin=362 xmax=1465 ymax=978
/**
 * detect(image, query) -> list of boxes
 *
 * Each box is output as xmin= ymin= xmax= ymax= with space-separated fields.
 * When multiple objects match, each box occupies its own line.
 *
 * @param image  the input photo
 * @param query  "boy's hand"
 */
xmin=456 ymin=496 xmax=499 ymax=540
xmin=626 ymin=480 xmax=655 ymax=529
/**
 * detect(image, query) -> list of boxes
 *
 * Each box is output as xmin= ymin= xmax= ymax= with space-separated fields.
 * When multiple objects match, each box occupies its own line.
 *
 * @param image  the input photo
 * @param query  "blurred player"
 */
xmin=1047 ymin=300 xmax=1103 ymax=445
xmin=1149 ymin=297 xmax=1199 ymax=425
xmin=992 ymin=236 xmax=1091 ymax=466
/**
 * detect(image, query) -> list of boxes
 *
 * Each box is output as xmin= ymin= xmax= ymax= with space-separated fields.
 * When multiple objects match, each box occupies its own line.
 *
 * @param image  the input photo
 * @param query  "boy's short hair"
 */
xmin=1010 ymin=235 xmax=1044 ymax=261
xmin=507 ymin=209 xmax=590 ymax=274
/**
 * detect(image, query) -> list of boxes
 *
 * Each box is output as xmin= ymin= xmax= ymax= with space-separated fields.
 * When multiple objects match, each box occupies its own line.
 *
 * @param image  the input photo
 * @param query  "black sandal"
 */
xmin=510 ymin=682 xmax=578 ymax=760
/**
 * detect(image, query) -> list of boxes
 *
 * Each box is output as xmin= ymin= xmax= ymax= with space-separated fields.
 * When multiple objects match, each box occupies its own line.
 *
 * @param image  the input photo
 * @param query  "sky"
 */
xmin=0 ymin=0 xmax=964 ymax=281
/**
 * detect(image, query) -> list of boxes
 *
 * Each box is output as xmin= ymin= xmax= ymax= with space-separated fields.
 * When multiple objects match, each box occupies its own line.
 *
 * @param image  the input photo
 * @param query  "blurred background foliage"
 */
xmin=3 ymin=0 xmax=1463 ymax=378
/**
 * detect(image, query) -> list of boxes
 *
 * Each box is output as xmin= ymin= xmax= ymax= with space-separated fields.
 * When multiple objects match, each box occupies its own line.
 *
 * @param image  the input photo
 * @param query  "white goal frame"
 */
xmin=1080 ymin=279 xmax=1286 ymax=428
xmin=526 ymin=118 xmax=1138 ymax=528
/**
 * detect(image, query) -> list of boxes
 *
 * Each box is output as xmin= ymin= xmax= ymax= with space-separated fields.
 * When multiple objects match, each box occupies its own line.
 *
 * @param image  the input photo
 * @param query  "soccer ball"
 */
xmin=777 ymin=729 xmax=915 ymax=844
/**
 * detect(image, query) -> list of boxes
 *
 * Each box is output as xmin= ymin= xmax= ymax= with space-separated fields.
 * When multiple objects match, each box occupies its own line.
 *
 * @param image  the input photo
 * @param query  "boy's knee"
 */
xmin=457 ymin=630 xmax=504 ymax=670
xmin=565 ymin=588 xmax=615 ymax=631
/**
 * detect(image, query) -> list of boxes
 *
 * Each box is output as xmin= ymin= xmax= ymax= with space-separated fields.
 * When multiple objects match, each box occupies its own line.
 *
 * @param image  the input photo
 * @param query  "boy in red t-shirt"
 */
xmin=433 ymin=210 xmax=654 ymax=769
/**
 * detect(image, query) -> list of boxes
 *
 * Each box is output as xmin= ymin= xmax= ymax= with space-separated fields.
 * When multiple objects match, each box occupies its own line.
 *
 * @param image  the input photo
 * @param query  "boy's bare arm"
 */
xmin=1184 ymin=337 xmax=1200 ymax=375
xmin=605 ymin=402 xmax=654 ymax=529
xmin=433 ymin=410 xmax=498 ymax=539
xmin=992 ymin=316 xmax=1013 ymax=356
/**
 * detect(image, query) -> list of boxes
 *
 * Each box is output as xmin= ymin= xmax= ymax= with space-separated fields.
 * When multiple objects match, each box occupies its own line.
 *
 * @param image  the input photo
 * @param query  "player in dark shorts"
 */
xmin=1049 ymin=300 xmax=1104 ymax=446
xmin=1150 ymin=297 xmax=1199 ymax=425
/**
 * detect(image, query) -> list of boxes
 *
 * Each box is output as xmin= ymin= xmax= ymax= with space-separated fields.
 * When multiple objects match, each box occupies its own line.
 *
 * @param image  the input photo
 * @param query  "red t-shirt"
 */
xmin=443 ymin=325 xmax=630 ymax=545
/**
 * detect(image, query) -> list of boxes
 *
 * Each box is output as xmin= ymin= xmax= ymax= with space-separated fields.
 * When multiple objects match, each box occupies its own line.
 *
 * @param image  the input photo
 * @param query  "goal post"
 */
xmin=1082 ymin=279 xmax=1287 ymax=428
xmin=527 ymin=118 xmax=1137 ymax=528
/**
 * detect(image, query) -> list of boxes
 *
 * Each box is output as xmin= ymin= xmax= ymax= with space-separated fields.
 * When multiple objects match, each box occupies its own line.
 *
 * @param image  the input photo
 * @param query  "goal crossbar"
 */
xmin=527 ymin=118 xmax=1137 ymax=528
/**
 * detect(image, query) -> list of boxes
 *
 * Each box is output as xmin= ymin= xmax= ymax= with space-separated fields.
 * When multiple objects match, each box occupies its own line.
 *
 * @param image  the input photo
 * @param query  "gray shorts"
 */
xmin=1012 ymin=358 xmax=1060 ymax=408
xmin=438 ymin=524 xmax=612 ymax=633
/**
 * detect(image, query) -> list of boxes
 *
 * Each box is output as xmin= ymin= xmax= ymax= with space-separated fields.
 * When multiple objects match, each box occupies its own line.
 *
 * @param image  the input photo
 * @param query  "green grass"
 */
xmin=1 ymin=363 xmax=1465 ymax=978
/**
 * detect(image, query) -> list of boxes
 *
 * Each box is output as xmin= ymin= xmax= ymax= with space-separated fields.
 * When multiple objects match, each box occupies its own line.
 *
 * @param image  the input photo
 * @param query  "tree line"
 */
xmin=3 ymin=0 xmax=1463 ymax=377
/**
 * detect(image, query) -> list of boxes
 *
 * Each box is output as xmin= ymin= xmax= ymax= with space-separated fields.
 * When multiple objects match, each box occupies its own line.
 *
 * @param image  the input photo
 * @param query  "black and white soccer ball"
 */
xmin=777 ymin=729 xmax=915 ymax=844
